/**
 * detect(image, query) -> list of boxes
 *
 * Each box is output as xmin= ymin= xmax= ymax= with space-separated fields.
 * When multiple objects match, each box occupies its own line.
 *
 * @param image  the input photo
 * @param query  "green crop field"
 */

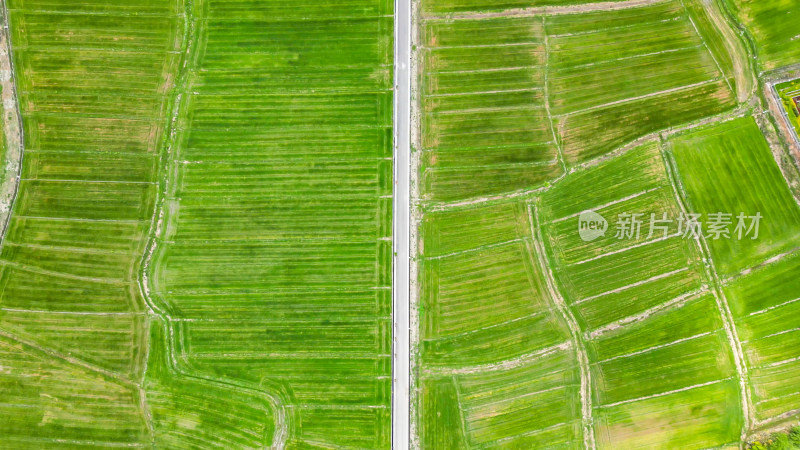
xmin=420 ymin=16 xmax=563 ymax=202
xmin=725 ymin=252 xmax=800 ymax=424
xmin=0 ymin=0 xmax=393 ymax=447
xmin=668 ymin=117 xmax=800 ymax=277
xmin=539 ymin=143 xmax=744 ymax=449
xmin=148 ymin=0 xmax=394 ymax=446
xmin=669 ymin=116 xmax=800 ymax=433
xmin=727 ymin=0 xmax=800 ymax=72
xmin=0 ymin=0 xmax=179 ymax=445
xmin=422 ymin=0 xmax=631 ymax=15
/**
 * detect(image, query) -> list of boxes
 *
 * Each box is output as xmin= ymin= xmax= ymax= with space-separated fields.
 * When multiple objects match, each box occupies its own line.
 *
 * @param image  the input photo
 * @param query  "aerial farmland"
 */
xmin=413 ymin=0 xmax=800 ymax=448
xmin=0 ymin=0 xmax=797 ymax=447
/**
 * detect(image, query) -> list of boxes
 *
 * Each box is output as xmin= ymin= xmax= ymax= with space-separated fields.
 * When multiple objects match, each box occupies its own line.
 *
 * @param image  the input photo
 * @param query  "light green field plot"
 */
xmin=455 ymin=352 xmax=582 ymax=447
xmin=727 ymin=0 xmax=800 ymax=72
xmin=594 ymin=381 xmax=742 ymax=449
xmin=420 ymin=201 xmax=570 ymax=366
xmin=775 ymin=78 xmax=800 ymax=139
xmin=668 ymin=117 xmax=800 ymax=277
xmin=0 ymin=0 xmax=393 ymax=447
xmin=725 ymin=251 xmax=800 ymax=424
xmin=420 ymin=347 xmax=583 ymax=448
xmin=418 ymin=200 xmax=584 ymax=447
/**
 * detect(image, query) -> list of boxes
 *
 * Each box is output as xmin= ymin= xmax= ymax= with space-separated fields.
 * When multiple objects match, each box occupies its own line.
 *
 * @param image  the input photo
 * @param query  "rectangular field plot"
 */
xmin=0 ymin=0 xmax=181 ymax=445
xmin=420 ymin=201 xmax=571 ymax=366
xmin=548 ymin=0 xmax=736 ymax=164
xmin=144 ymin=320 xmax=279 ymax=449
xmin=418 ymin=199 xmax=583 ymax=446
xmin=422 ymin=0 xmax=628 ymax=15
xmin=668 ymin=117 xmax=800 ymax=277
xmin=724 ymin=252 xmax=800 ymax=424
xmin=146 ymin=0 xmax=394 ymax=447
xmin=0 ymin=333 xmax=151 ymax=447
xmin=421 ymin=350 xmax=583 ymax=448
xmin=420 ymin=16 xmax=563 ymax=202
xmin=591 ymin=314 xmax=736 ymax=407
xmin=594 ymin=381 xmax=742 ymax=449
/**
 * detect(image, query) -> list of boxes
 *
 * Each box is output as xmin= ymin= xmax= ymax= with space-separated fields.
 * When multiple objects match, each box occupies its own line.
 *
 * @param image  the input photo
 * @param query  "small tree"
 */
xmin=771 ymin=434 xmax=792 ymax=450
xmin=789 ymin=426 xmax=800 ymax=447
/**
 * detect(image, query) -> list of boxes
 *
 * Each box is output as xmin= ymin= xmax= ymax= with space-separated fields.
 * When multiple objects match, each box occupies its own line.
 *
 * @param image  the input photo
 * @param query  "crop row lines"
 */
xmin=553 ymin=79 xmax=722 ymax=119
xmin=426 ymin=103 xmax=752 ymax=212
xmin=597 ymin=378 xmax=730 ymax=409
xmin=593 ymin=331 xmax=715 ymax=364
xmin=422 ymin=0 xmax=671 ymax=20
xmin=585 ymin=287 xmax=707 ymax=339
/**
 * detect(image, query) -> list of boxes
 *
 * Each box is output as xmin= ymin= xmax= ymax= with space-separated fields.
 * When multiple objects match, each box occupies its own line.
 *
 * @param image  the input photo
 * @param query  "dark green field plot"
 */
xmin=420 ymin=16 xmax=563 ymax=202
xmin=423 ymin=0 xmax=628 ymax=15
xmin=548 ymin=0 xmax=737 ymax=164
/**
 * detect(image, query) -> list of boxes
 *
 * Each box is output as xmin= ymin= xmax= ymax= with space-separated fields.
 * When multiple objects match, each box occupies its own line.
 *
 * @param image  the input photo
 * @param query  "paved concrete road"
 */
xmin=392 ymin=0 xmax=411 ymax=445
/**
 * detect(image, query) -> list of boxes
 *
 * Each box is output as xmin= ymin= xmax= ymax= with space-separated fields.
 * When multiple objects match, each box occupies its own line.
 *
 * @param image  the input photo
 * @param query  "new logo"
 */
xmin=578 ymin=210 xmax=607 ymax=242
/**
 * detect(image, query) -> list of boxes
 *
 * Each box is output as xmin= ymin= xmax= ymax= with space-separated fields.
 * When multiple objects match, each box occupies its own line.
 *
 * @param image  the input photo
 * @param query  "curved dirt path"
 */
xmin=0 ymin=1 xmax=24 ymax=249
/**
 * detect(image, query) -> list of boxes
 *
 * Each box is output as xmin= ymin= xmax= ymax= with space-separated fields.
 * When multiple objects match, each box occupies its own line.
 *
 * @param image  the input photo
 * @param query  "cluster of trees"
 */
xmin=749 ymin=426 xmax=800 ymax=450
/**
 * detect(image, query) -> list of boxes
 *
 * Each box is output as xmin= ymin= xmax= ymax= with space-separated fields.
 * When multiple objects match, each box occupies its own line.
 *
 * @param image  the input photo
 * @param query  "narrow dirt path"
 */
xmin=700 ymin=0 xmax=755 ymax=102
xmin=0 ymin=0 xmax=24 ymax=249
